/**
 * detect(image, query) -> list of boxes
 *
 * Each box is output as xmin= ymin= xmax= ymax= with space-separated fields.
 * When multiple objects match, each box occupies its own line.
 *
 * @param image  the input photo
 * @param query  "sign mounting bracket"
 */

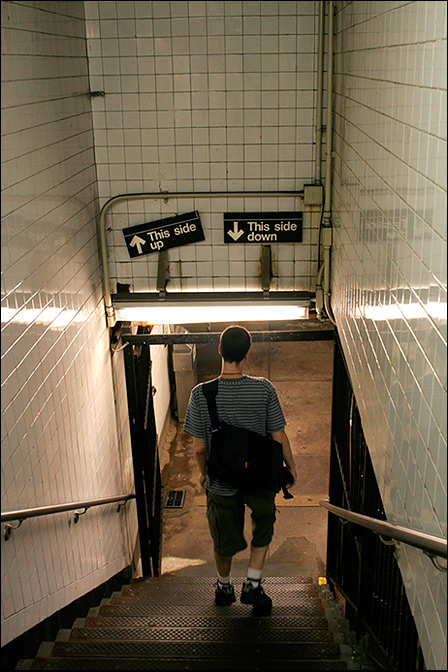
xmin=156 ymin=251 xmax=169 ymax=300
xmin=261 ymin=245 xmax=272 ymax=298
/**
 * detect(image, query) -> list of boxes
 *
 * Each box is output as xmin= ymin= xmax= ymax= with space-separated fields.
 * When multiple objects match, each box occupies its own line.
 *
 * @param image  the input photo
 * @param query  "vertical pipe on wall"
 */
xmin=99 ymin=195 xmax=125 ymax=329
xmin=315 ymin=1 xmax=325 ymax=185
xmin=322 ymin=1 xmax=336 ymax=325
xmin=323 ymin=1 xmax=334 ymax=227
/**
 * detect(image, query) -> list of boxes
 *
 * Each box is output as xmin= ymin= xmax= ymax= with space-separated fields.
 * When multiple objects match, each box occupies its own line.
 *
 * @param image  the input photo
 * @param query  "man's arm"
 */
xmin=192 ymin=436 xmax=207 ymax=489
xmin=271 ymin=430 xmax=297 ymax=487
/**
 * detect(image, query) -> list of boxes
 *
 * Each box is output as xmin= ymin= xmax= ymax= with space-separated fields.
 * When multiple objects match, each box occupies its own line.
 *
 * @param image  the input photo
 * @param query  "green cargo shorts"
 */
xmin=206 ymin=489 xmax=276 ymax=557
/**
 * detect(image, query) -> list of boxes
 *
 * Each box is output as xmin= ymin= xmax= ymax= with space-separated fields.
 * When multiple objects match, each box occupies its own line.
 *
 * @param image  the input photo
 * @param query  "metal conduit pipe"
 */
xmin=315 ymin=0 xmax=325 ymax=185
xmin=98 ymin=190 xmax=304 ymax=329
xmin=321 ymin=1 xmax=337 ymax=326
xmin=323 ymin=1 xmax=334 ymax=227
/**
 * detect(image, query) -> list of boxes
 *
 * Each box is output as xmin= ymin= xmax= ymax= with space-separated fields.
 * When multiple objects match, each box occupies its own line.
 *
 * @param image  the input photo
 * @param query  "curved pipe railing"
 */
xmin=320 ymin=499 xmax=447 ymax=571
xmin=1 ymin=494 xmax=136 ymax=541
xmin=98 ymin=189 xmax=305 ymax=328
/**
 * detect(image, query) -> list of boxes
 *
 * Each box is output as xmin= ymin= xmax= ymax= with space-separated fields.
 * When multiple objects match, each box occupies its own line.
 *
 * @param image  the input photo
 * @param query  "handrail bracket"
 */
xmin=3 ymin=519 xmax=23 ymax=541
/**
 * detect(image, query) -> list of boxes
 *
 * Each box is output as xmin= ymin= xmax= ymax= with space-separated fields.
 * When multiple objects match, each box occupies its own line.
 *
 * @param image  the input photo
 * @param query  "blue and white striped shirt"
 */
xmin=183 ymin=376 xmax=286 ymax=496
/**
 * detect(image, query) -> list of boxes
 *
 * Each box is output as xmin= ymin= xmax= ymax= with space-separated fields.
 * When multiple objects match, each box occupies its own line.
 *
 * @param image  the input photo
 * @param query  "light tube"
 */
xmin=114 ymin=302 xmax=309 ymax=325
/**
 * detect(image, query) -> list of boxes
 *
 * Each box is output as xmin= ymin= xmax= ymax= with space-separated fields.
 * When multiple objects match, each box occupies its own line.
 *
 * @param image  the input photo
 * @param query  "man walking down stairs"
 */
xmin=15 ymin=574 xmax=376 ymax=670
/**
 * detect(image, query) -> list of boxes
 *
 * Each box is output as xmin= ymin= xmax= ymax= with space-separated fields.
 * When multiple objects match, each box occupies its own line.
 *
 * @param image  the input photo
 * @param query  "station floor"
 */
xmin=159 ymin=326 xmax=334 ymax=581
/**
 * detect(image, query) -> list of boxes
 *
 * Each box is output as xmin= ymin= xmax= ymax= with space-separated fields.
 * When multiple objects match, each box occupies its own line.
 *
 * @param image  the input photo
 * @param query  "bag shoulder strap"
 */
xmin=202 ymin=378 xmax=220 ymax=431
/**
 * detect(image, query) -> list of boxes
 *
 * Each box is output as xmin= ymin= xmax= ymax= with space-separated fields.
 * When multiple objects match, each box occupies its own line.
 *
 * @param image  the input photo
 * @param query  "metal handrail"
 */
xmin=320 ymin=499 xmax=447 ymax=570
xmin=1 ymin=494 xmax=136 ymax=540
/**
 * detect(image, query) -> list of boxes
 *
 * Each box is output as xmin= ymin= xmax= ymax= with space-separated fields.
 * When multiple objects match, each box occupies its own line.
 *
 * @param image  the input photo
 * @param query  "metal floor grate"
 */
xmin=164 ymin=490 xmax=186 ymax=509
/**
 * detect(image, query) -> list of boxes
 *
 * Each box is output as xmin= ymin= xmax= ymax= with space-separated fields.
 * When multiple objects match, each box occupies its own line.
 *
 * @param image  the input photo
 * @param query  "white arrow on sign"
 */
xmin=130 ymin=234 xmax=146 ymax=254
xmin=228 ymin=221 xmax=244 ymax=241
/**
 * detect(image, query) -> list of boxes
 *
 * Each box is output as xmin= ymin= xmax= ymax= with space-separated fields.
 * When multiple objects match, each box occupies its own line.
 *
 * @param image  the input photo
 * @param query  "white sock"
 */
xmin=217 ymin=573 xmax=230 ymax=586
xmin=247 ymin=567 xmax=262 ymax=586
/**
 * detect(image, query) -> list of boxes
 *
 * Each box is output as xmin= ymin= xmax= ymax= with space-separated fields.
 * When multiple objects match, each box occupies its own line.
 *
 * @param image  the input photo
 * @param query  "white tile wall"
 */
xmin=84 ymin=0 xmax=321 ymax=293
xmin=331 ymin=2 xmax=447 ymax=669
xmin=1 ymin=1 xmax=134 ymax=646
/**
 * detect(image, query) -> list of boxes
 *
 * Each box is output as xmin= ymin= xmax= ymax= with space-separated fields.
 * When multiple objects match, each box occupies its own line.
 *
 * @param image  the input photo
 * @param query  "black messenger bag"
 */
xmin=202 ymin=379 xmax=293 ymax=499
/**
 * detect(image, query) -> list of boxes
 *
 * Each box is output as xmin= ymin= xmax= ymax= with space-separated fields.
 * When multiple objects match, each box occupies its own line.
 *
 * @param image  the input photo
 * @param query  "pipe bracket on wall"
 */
xmin=261 ymin=245 xmax=272 ymax=298
xmin=425 ymin=553 xmax=447 ymax=573
xmin=73 ymin=508 xmax=88 ymax=524
xmin=3 ymin=519 xmax=23 ymax=541
xmin=157 ymin=251 xmax=169 ymax=300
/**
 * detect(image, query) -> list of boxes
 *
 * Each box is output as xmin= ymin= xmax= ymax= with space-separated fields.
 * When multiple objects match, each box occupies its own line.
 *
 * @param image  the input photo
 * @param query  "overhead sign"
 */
xmin=224 ymin=212 xmax=302 ymax=243
xmin=123 ymin=211 xmax=205 ymax=257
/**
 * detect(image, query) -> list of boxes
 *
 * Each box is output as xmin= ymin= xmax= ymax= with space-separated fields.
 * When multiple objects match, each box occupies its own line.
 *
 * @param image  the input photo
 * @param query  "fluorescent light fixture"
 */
xmin=115 ymin=301 xmax=309 ymax=324
xmin=112 ymin=291 xmax=311 ymax=325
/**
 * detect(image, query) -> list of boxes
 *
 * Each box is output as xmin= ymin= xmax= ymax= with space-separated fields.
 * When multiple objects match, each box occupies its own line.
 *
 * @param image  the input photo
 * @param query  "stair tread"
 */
xmin=84 ymin=614 xmax=329 ymax=629
xmin=51 ymin=640 xmax=342 ymax=659
xmin=129 ymin=576 xmax=315 ymax=585
xmin=29 ymin=656 xmax=348 ymax=670
xmin=111 ymin=594 xmax=322 ymax=606
xmin=122 ymin=585 xmax=318 ymax=595
xmin=69 ymin=625 xmax=334 ymax=643
xmin=122 ymin=579 xmax=318 ymax=596
xmin=97 ymin=603 xmax=325 ymax=617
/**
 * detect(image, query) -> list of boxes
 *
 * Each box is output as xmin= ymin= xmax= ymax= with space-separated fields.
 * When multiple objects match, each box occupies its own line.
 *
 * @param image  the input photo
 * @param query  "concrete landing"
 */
xmin=160 ymin=334 xmax=334 ymax=581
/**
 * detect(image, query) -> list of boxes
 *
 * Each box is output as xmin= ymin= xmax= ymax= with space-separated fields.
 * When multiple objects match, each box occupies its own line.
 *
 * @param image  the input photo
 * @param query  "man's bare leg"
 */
xmin=248 ymin=544 xmax=269 ymax=570
xmin=214 ymin=550 xmax=233 ymax=578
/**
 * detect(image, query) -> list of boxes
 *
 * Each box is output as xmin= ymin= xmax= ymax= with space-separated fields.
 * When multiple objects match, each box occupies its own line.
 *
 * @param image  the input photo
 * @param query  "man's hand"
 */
xmin=285 ymin=465 xmax=297 ymax=488
xmin=272 ymin=430 xmax=297 ymax=488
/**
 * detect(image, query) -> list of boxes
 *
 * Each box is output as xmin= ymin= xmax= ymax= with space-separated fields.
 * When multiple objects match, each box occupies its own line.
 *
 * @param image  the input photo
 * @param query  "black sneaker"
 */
xmin=240 ymin=580 xmax=272 ymax=615
xmin=215 ymin=581 xmax=236 ymax=606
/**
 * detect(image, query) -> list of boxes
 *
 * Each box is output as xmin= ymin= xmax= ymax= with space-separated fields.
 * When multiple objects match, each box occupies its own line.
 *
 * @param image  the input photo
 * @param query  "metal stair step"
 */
xmin=129 ymin=576 xmax=314 ymax=586
xmin=97 ymin=602 xmax=325 ymax=618
xmin=124 ymin=576 xmax=318 ymax=588
xmin=47 ymin=640 xmax=343 ymax=660
xmin=120 ymin=581 xmax=319 ymax=598
xmin=83 ymin=613 xmax=330 ymax=629
xmin=69 ymin=625 xmax=334 ymax=643
xmin=29 ymin=656 xmax=348 ymax=670
xmin=121 ymin=577 xmax=317 ymax=594
xmin=111 ymin=593 xmax=323 ymax=606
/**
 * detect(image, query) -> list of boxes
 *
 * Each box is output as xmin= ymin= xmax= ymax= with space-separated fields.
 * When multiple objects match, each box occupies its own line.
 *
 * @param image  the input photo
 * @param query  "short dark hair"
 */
xmin=219 ymin=325 xmax=251 ymax=363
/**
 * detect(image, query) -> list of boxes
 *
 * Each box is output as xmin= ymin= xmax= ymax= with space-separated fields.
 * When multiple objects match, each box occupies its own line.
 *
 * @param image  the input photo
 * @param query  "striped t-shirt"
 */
xmin=183 ymin=375 xmax=286 ymax=496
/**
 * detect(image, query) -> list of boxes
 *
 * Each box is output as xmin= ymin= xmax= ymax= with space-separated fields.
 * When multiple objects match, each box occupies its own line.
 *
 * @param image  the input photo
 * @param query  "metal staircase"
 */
xmin=16 ymin=575 xmax=364 ymax=670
